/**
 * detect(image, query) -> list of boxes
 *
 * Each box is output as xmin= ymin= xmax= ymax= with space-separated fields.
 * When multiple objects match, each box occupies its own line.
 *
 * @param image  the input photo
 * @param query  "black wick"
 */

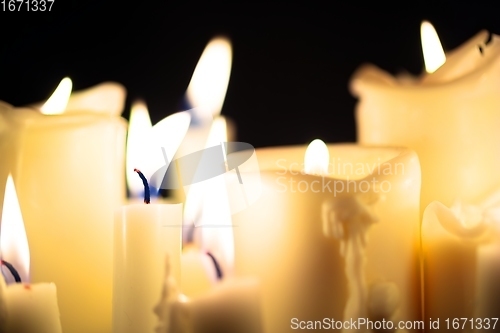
xmin=1 ymin=259 xmax=21 ymax=283
xmin=134 ymin=168 xmax=150 ymax=204
xmin=206 ymin=252 xmax=223 ymax=280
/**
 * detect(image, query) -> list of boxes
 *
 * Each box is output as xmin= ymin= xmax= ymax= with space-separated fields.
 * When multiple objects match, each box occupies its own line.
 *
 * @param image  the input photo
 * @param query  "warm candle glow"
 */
xmin=40 ymin=77 xmax=72 ymax=115
xmin=421 ymin=21 xmax=446 ymax=73
xmin=126 ymin=100 xmax=153 ymax=196
xmin=304 ymin=139 xmax=329 ymax=176
xmin=150 ymin=111 xmax=192 ymax=175
xmin=186 ymin=37 xmax=232 ymax=122
xmin=0 ymin=175 xmax=30 ymax=282
xmin=126 ymin=103 xmax=191 ymax=197
xmin=184 ymin=117 xmax=234 ymax=274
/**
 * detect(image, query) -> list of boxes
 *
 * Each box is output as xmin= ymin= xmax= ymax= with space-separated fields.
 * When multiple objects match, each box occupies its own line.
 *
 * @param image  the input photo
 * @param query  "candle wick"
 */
xmin=206 ymin=252 xmax=223 ymax=280
xmin=134 ymin=168 xmax=151 ymax=204
xmin=1 ymin=260 xmax=22 ymax=283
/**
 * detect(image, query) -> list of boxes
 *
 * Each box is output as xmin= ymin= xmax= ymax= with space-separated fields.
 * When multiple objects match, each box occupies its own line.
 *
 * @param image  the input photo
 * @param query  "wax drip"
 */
xmin=206 ymin=252 xmax=223 ymax=280
xmin=134 ymin=168 xmax=151 ymax=204
xmin=322 ymin=194 xmax=379 ymax=333
xmin=1 ymin=260 xmax=21 ymax=283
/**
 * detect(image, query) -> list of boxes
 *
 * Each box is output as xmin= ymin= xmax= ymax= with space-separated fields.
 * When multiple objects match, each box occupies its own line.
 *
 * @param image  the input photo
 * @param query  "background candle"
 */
xmin=0 ymin=80 xmax=127 ymax=333
xmin=155 ymin=254 xmax=263 ymax=333
xmin=231 ymin=144 xmax=421 ymax=332
xmin=350 ymin=24 xmax=500 ymax=211
xmin=422 ymin=198 xmax=500 ymax=330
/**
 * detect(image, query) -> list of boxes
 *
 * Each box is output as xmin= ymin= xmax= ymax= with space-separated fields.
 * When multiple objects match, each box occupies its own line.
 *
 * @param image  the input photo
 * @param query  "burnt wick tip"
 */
xmin=1 ymin=259 xmax=22 ymax=283
xmin=134 ymin=169 xmax=151 ymax=204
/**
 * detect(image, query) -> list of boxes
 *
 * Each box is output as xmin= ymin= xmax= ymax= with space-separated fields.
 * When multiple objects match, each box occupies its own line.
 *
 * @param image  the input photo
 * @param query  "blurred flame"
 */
xmin=126 ymin=100 xmax=191 ymax=198
xmin=126 ymin=100 xmax=153 ymax=196
xmin=304 ymin=139 xmax=329 ymax=176
xmin=184 ymin=117 xmax=234 ymax=274
xmin=187 ymin=37 xmax=232 ymax=122
xmin=0 ymin=175 xmax=30 ymax=282
xmin=421 ymin=21 xmax=446 ymax=73
xmin=40 ymin=77 xmax=72 ymax=115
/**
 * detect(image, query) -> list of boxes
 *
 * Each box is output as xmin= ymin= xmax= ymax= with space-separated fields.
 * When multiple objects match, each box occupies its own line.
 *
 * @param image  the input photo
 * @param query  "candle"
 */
xmin=0 ymin=78 xmax=127 ymax=333
xmin=0 ymin=174 xmax=62 ymax=333
xmin=422 ymin=194 xmax=500 ymax=330
xmin=231 ymin=143 xmax=422 ymax=332
xmin=350 ymin=22 xmax=500 ymax=210
xmin=155 ymin=255 xmax=263 ymax=333
xmin=113 ymin=110 xmax=191 ymax=333
xmin=112 ymin=198 xmax=183 ymax=333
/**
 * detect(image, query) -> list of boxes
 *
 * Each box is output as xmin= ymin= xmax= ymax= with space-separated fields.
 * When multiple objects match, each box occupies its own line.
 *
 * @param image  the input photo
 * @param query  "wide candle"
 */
xmin=0 ymin=175 xmax=62 ymax=333
xmin=0 ymin=78 xmax=127 ymax=333
xmin=231 ymin=143 xmax=421 ymax=332
xmin=350 ymin=22 xmax=500 ymax=210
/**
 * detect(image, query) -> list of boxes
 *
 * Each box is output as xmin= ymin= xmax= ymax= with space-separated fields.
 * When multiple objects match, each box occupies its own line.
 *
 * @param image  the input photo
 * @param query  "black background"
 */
xmin=0 ymin=1 xmax=498 ymax=148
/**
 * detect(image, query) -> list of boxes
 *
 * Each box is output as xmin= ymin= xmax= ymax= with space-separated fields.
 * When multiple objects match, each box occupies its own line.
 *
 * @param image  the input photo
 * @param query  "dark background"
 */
xmin=0 ymin=1 xmax=498 ymax=148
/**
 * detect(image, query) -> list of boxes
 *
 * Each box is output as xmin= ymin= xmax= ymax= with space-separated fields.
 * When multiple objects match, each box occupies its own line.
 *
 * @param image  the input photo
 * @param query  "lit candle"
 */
xmin=113 ymin=110 xmax=190 ymax=333
xmin=231 ymin=142 xmax=421 ymax=332
xmin=350 ymin=22 xmax=500 ymax=211
xmin=0 ymin=78 xmax=127 ymax=333
xmin=155 ymin=255 xmax=264 ymax=333
xmin=0 ymin=175 xmax=62 ymax=333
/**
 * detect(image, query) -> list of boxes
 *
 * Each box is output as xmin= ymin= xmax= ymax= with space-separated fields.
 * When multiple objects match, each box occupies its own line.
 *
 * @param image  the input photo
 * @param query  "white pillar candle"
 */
xmin=0 ymin=79 xmax=127 ymax=333
xmin=350 ymin=23 xmax=500 ymax=210
xmin=0 ymin=174 xmax=62 ymax=333
xmin=113 ymin=202 xmax=182 ymax=333
xmin=231 ymin=143 xmax=421 ymax=332
xmin=422 ymin=196 xmax=500 ymax=329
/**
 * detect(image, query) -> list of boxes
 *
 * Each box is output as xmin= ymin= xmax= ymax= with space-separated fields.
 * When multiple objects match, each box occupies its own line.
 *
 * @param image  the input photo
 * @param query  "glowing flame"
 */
xmin=40 ymin=77 xmax=72 ymax=115
xmin=184 ymin=117 xmax=234 ymax=275
xmin=304 ymin=139 xmax=329 ymax=176
xmin=126 ymin=99 xmax=191 ymax=198
xmin=0 ymin=175 xmax=30 ymax=282
xmin=186 ymin=37 xmax=232 ymax=122
xmin=151 ymin=111 xmax=191 ymax=173
xmin=126 ymin=100 xmax=153 ymax=196
xmin=421 ymin=21 xmax=446 ymax=73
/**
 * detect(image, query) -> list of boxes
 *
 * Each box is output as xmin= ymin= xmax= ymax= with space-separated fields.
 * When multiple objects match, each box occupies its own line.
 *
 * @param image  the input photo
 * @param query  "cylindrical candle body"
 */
xmin=350 ymin=32 xmax=500 ymax=210
xmin=232 ymin=144 xmax=422 ymax=333
xmin=113 ymin=203 xmax=182 ymax=333
xmin=422 ymin=201 xmax=500 ymax=332
xmin=169 ymin=278 xmax=263 ymax=333
xmin=0 ymin=108 xmax=126 ymax=333
xmin=2 ymin=280 xmax=62 ymax=333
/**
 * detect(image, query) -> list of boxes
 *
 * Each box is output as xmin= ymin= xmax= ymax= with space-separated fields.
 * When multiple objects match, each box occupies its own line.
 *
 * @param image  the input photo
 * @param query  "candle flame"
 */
xmin=151 ymin=111 xmax=191 ymax=173
xmin=40 ymin=77 xmax=73 ymax=115
xmin=187 ymin=37 xmax=232 ymax=122
xmin=421 ymin=21 xmax=446 ymax=73
xmin=126 ymin=100 xmax=153 ymax=196
xmin=304 ymin=139 xmax=329 ymax=176
xmin=0 ymin=175 xmax=30 ymax=282
xmin=184 ymin=117 xmax=234 ymax=274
